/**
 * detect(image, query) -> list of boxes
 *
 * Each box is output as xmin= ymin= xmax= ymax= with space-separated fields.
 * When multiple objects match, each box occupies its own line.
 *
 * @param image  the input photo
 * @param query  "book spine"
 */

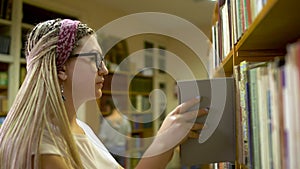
xmin=239 ymin=61 xmax=251 ymax=166
xmin=248 ymin=67 xmax=261 ymax=169
xmin=268 ymin=61 xmax=282 ymax=169
xmin=256 ymin=66 xmax=271 ymax=169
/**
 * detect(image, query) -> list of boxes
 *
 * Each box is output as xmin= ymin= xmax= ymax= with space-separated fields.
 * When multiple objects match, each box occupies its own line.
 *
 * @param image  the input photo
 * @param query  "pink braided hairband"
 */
xmin=56 ymin=19 xmax=80 ymax=71
xmin=25 ymin=19 xmax=79 ymax=72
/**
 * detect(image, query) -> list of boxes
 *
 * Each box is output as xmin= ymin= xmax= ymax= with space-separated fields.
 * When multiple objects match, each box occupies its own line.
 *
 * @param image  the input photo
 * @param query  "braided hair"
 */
xmin=0 ymin=19 xmax=94 ymax=169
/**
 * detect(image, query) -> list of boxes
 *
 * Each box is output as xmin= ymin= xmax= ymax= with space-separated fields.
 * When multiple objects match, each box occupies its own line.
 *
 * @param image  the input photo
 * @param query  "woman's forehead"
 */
xmin=76 ymin=35 xmax=102 ymax=53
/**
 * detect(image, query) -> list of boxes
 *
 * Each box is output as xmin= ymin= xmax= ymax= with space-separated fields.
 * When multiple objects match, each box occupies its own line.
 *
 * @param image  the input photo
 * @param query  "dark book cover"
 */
xmin=177 ymin=77 xmax=236 ymax=165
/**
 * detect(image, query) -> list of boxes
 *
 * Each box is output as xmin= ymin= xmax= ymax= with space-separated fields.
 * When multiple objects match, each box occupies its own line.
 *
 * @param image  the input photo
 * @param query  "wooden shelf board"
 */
xmin=0 ymin=19 xmax=12 ymax=26
xmin=102 ymin=90 xmax=129 ymax=95
xmin=236 ymin=0 xmax=300 ymax=51
xmin=108 ymin=70 xmax=131 ymax=76
xmin=132 ymin=129 xmax=144 ymax=133
xmin=129 ymin=91 xmax=151 ymax=96
xmin=0 ymin=112 xmax=7 ymax=116
xmin=0 ymin=85 xmax=8 ymax=90
xmin=235 ymin=49 xmax=285 ymax=64
xmin=130 ymin=111 xmax=152 ymax=115
xmin=0 ymin=54 xmax=13 ymax=63
xmin=21 ymin=23 xmax=34 ymax=30
xmin=20 ymin=58 xmax=26 ymax=64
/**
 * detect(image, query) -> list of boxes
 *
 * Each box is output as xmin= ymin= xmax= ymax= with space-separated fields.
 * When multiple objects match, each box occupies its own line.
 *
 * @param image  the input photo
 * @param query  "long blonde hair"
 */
xmin=0 ymin=19 xmax=94 ymax=169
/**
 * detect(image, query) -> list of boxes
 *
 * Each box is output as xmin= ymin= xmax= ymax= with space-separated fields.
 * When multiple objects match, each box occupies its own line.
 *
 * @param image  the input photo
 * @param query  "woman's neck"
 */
xmin=64 ymin=99 xmax=85 ymax=135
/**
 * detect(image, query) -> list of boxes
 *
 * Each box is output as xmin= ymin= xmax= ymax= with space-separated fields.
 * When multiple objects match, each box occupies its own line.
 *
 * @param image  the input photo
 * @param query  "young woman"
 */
xmin=0 ymin=19 xmax=207 ymax=169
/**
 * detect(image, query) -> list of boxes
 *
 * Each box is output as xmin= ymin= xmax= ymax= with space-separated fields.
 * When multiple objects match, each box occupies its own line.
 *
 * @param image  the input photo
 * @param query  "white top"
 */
xmin=39 ymin=119 xmax=122 ymax=169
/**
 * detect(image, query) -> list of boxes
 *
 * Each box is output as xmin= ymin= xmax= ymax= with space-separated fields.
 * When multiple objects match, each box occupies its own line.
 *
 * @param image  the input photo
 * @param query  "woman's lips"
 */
xmin=96 ymin=81 xmax=104 ymax=88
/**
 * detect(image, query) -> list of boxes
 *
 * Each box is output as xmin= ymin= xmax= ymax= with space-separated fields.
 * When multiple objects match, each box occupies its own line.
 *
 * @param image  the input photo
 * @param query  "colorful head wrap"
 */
xmin=56 ymin=19 xmax=80 ymax=71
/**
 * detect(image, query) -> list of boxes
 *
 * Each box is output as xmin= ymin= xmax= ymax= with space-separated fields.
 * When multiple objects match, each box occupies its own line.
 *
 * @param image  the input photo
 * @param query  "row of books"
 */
xmin=0 ymin=95 xmax=7 ymax=114
xmin=102 ymin=73 xmax=153 ymax=93
xmin=130 ymin=113 xmax=153 ymax=130
xmin=235 ymin=40 xmax=300 ymax=169
xmin=129 ymin=134 xmax=144 ymax=151
xmin=0 ymin=71 xmax=8 ymax=86
xmin=181 ymin=162 xmax=235 ymax=169
xmin=130 ymin=77 xmax=153 ymax=93
xmin=211 ymin=0 xmax=267 ymax=69
xmin=231 ymin=0 xmax=267 ymax=46
xmin=130 ymin=95 xmax=151 ymax=112
xmin=0 ymin=0 xmax=12 ymax=20
xmin=0 ymin=35 xmax=10 ymax=54
xmin=213 ymin=162 xmax=235 ymax=169
xmin=0 ymin=67 xmax=26 ymax=88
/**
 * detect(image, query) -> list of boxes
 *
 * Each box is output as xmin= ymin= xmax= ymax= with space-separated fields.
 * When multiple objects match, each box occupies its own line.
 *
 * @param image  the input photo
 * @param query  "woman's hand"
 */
xmin=135 ymin=97 xmax=208 ymax=169
xmin=144 ymin=97 xmax=208 ymax=157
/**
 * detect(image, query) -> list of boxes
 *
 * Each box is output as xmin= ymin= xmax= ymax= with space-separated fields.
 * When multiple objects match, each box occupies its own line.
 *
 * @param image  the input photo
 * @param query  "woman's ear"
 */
xmin=58 ymin=65 xmax=67 ymax=81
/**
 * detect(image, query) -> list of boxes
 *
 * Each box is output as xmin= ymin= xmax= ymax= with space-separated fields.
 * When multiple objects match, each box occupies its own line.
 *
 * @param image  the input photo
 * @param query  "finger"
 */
xmin=197 ymin=108 xmax=209 ymax=117
xmin=180 ymin=108 xmax=208 ymax=121
xmin=180 ymin=110 xmax=198 ymax=121
xmin=191 ymin=123 xmax=204 ymax=130
xmin=188 ymin=130 xmax=200 ymax=139
xmin=177 ymin=97 xmax=201 ymax=114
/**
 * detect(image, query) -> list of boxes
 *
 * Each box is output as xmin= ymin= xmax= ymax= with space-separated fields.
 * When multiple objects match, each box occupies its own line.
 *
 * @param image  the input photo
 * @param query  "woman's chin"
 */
xmin=95 ymin=90 xmax=102 ymax=98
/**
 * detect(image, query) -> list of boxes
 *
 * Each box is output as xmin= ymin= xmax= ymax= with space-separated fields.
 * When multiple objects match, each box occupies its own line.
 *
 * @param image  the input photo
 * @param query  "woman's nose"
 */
xmin=98 ymin=62 xmax=109 ymax=76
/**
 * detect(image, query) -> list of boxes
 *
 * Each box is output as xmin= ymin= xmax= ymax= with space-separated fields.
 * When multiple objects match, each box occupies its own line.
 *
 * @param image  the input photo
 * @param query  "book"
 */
xmin=267 ymin=60 xmax=282 ymax=169
xmin=233 ymin=65 xmax=243 ymax=164
xmin=239 ymin=61 xmax=251 ymax=167
xmin=248 ymin=67 xmax=261 ymax=169
xmin=0 ymin=35 xmax=10 ymax=54
xmin=256 ymin=66 xmax=271 ymax=169
xmin=177 ymin=77 xmax=235 ymax=165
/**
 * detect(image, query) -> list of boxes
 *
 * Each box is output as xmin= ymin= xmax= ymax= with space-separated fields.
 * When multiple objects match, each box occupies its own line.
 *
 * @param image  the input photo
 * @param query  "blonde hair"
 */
xmin=0 ymin=19 xmax=94 ymax=169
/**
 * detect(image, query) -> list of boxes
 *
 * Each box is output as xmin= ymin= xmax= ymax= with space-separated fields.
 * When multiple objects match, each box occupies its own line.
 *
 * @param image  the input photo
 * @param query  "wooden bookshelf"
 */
xmin=0 ymin=111 xmax=6 ymax=116
xmin=215 ymin=0 xmax=300 ymax=70
xmin=214 ymin=49 xmax=234 ymax=77
xmin=212 ymin=0 xmax=300 ymax=169
xmin=0 ymin=0 xmax=79 ymax=114
xmin=236 ymin=0 xmax=300 ymax=51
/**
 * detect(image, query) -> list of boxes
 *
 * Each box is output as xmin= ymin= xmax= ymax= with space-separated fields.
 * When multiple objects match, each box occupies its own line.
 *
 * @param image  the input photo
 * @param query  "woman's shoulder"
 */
xmin=76 ymin=119 xmax=120 ymax=166
xmin=75 ymin=119 xmax=108 ymax=150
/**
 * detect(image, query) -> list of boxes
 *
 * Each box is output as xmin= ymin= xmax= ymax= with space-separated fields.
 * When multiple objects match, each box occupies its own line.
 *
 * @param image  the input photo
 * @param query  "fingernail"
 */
xmin=205 ymin=107 xmax=210 ymax=111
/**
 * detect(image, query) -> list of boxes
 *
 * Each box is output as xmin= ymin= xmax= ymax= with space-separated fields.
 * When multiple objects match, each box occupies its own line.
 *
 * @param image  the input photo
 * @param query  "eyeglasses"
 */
xmin=70 ymin=51 xmax=105 ymax=71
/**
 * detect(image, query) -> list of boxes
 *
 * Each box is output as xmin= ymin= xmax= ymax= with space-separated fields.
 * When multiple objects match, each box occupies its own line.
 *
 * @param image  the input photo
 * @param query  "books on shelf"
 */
xmin=0 ymin=0 xmax=13 ymax=20
xmin=0 ymin=95 xmax=7 ymax=114
xmin=130 ymin=113 xmax=153 ymax=132
xmin=0 ymin=35 xmax=10 ymax=54
xmin=20 ymin=66 xmax=26 ymax=84
xmin=130 ymin=95 xmax=151 ymax=112
xmin=234 ymin=40 xmax=300 ymax=168
xmin=282 ymin=41 xmax=300 ymax=169
xmin=211 ymin=0 xmax=268 ymax=69
xmin=0 ymin=71 xmax=8 ymax=86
